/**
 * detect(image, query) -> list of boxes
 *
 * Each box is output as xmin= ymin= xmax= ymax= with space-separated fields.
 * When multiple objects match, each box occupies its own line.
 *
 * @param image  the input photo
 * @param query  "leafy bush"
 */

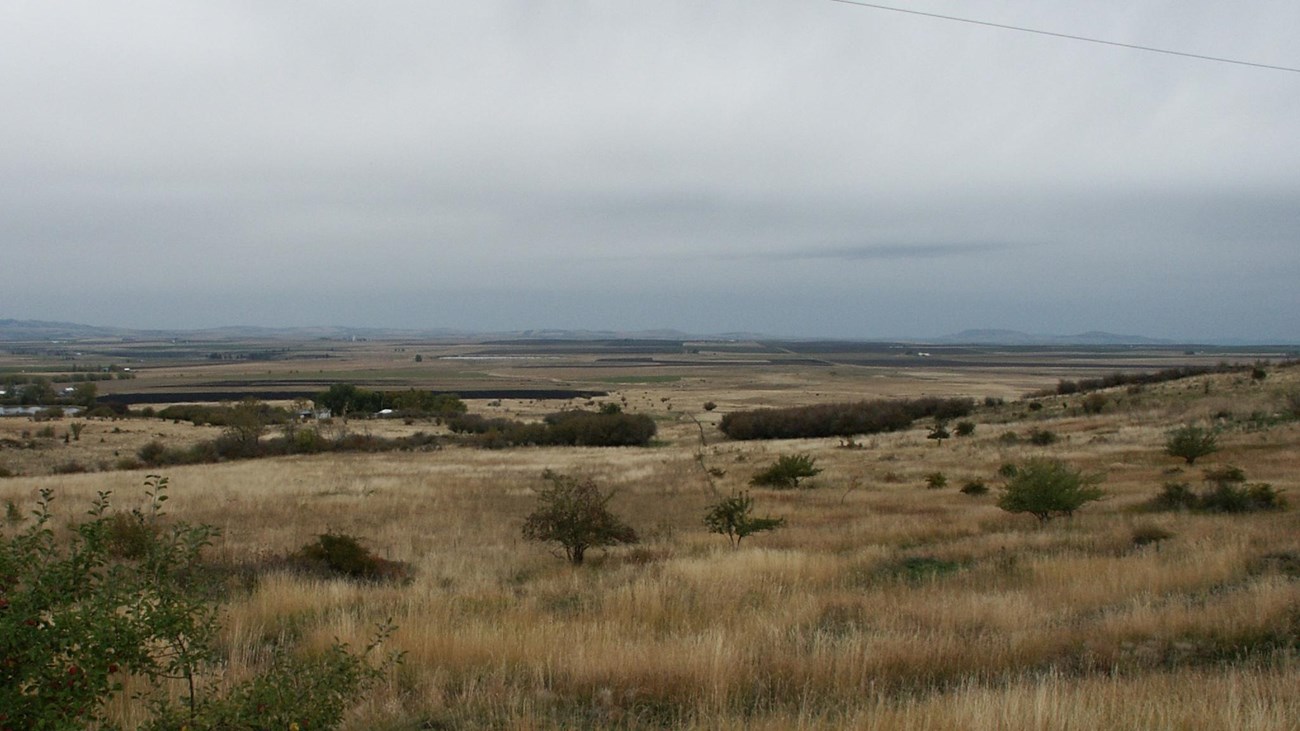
xmin=926 ymin=420 xmax=950 ymax=445
xmin=924 ymin=472 xmax=948 ymax=489
xmin=521 ymin=471 xmax=638 ymax=565
xmin=290 ymin=532 xmax=411 ymax=583
xmin=703 ymin=492 xmax=785 ymax=547
xmin=959 ymin=478 xmax=989 ymax=496
xmin=1147 ymin=467 xmax=1284 ymax=513
xmin=1027 ymin=428 xmax=1058 ymax=446
xmin=1081 ymin=393 xmax=1108 ymax=414
xmin=0 ymin=477 xmax=391 ymax=729
xmin=750 ymin=454 xmax=822 ymax=489
xmin=996 ymin=458 xmax=1104 ymax=523
xmin=954 ymin=421 xmax=976 ymax=437
xmin=718 ymin=397 xmax=974 ymax=440
xmin=1164 ymin=424 xmax=1218 ymax=465
xmin=1151 ymin=482 xmax=1199 ymax=510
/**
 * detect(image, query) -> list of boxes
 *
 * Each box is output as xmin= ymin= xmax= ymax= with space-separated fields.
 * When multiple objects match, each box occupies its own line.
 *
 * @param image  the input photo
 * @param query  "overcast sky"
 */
xmin=3 ymin=1 xmax=1297 ymax=341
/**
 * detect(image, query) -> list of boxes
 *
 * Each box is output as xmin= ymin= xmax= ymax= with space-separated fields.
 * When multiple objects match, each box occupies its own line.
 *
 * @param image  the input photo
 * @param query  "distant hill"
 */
xmin=0 ymin=319 xmax=1270 ymax=346
xmin=933 ymin=329 xmax=1172 ymax=346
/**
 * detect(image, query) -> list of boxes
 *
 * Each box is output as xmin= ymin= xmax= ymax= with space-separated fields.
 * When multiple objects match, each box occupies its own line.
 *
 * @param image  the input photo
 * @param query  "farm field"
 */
xmin=2 ymin=337 xmax=1299 ymax=729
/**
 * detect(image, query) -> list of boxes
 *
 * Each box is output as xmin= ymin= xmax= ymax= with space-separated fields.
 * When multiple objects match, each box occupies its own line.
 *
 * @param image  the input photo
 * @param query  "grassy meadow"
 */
xmin=2 ymin=342 xmax=1298 ymax=729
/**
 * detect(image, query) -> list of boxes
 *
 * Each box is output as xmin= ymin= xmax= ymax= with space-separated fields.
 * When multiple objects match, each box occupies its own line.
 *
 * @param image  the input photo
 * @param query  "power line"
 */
xmin=828 ymin=0 xmax=1300 ymax=74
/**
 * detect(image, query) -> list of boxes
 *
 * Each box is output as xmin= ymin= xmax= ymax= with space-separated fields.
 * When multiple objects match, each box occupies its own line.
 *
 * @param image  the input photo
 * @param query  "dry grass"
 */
xmin=2 ymin=362 xmax=1298 ymax=728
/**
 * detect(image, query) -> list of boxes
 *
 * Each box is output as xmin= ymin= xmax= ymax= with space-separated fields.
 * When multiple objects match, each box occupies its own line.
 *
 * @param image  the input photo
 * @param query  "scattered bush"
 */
xmin=0 ymin=477 xmax=390 ymax=729
xmin=926 ymin=420 xmax=950 ymax=445
xmin=954 ymin=421 xmax=976 ymax=437
xmin=1027 ymin=428 xmax=1058 ymax=446
xmin=1164 ymin=424 xmax=1219 ymax=465
xmin=703 ymin=492 xmax=785 ymax=547
xmin=1131 ymin=523 xmax=1174 ymax=548
xmin=521 ymin=471 xmax=638 ymax=565
xmin=50 ymin=460 xmax=90 ymax=475
xmin=290 ymin=532 xmax=412 ymax=583
xmin=1081 ymin=393 xmax=1108 ymax=414
xmin=1147 ymin=466 xmax=1285 ymax=513
xmin=959 ymin=478 xmax=989 ymax=496
xmin=997 ymin=458 xmax=1104 ymax=523
xmin=750 ymin=454 xmax=822 ymax=489
xmin=924 ymin=472 xmax=948 ymax=489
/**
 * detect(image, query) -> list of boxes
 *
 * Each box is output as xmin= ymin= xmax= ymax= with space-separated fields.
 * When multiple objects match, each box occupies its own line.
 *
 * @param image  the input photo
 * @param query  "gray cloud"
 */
xmin=1 ymin=1 xmax=1298 ymax=341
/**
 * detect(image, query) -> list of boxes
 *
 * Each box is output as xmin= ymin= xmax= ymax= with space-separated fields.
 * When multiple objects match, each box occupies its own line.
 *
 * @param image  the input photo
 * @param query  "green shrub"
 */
xmin=1164 ymin=424 xmax=1218 ymax=465
xmin=924 ymin=472 xmax=948 ymax=489
xmin=703 ymin=492 xmax=785 ymax=547
xmin=751 ymin=454 xmax=822 ymax=489
xmin=1081 ymin=393 xmax=1108 ymax=414
xmin=954 ymin=421 xmax=976 ymax=437
xmin=521 ymin=471 xmax=638 ymax=565
xmin=1147 ymin=466 xmax=1285 ymax=513
xmin=291 ymin=532 xmax=412 ymax=583
xmin=0 ymin=477 xmax=390 ymax=729
xmin=997 ymin=458 xmax=1104 ymax=523
xmin=1151 ymin=481 xmax=1199 ymax=510
xmin=959 ymin=478 xmax=989 ymax=496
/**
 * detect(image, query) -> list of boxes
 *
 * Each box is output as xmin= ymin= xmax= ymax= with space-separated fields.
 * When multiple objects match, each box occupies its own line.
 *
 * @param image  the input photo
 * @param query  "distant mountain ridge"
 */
xmin=932 ymin=329 xmax=1173 ymax=346
xmin=0 ymin=319 xmax=1282 ymax=346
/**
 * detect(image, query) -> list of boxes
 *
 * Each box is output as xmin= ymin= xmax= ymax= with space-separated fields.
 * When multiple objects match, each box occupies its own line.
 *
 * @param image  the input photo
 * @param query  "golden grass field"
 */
xmin=2 ymin=342 xmax=1298 ymax=729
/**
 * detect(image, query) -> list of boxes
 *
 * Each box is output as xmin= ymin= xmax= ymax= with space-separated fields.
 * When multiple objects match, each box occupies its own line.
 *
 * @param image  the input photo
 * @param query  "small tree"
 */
xmin=703 ymin=492 xmax=785 ymax=547
xmin=926 ymin=419 xmax=950 ymax=446
xmin=521 ymin=471 xmax=638 ymax=565
xmin=750 ymin=454 xmax=822 ymax=489
xmin=1164 ymin=424 xmax=1218 ymax=465
xmin=997 ymin=458 xmax=1104 ymax=523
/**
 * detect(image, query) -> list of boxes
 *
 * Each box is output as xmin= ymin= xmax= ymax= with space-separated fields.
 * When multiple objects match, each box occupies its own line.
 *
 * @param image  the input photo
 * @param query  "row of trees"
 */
xmin=314 ymin=384 xmax=466 ymax=418
xmin=718 ymin=397 xmax=974 ymax=440
xmin=448 ymin=408 xmax=656 ymax=448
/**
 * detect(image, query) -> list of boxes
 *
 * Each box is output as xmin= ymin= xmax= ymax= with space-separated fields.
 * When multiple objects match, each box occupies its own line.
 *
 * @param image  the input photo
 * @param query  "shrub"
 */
xmin=50 ymin=460 xmax=90 ymax=475
xmin=1164 ymin=424 xmax=1218 ymax=465
xmin=954 ymin=421 xmax=976 ymax=437
xmin=959 ymin=478 xmax=989 ymax=496
xmin=521 ymin=471 xmax=638 ymax=565
xmin=0 ymin=477 xmax=391 ymax=729
xmin=1151 ymin=481 xmax=1199 ymax=510
xmin=926 ymin=420 xmax=950 ymax=445
xmin=1027 ymin=428 xmax=1058 ymax=446
xmin=997 ymin=458 xmax=1104 ymax=523
xmin=703 ymin=492 xmax=785 ymax=547
xmin=290 ymin=532 xmax=411 ymax=583
xmin=750 ymin=454 xmax=822 ymax=489
xmin=1081 ymin=393 xmax=1107 ymax=414
xmin=1131 ymin=523 xmax=1174 ymax=548
xmin=924 ymin=472 xmax=948 ymax=489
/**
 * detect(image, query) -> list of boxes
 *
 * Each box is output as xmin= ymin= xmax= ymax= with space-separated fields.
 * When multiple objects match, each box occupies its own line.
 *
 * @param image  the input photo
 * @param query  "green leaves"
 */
xmin=996 ymin=458 xmax=1105 ymax=523
xmin=750 ymin=454 xmax=822 ymax=489
xmin=704 ymin=492 xmax=785 ymax=547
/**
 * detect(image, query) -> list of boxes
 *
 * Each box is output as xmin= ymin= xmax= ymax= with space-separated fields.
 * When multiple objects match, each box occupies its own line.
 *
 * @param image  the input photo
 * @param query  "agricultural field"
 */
xmin=2 ymin=337 xmax=1299 ymax=729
